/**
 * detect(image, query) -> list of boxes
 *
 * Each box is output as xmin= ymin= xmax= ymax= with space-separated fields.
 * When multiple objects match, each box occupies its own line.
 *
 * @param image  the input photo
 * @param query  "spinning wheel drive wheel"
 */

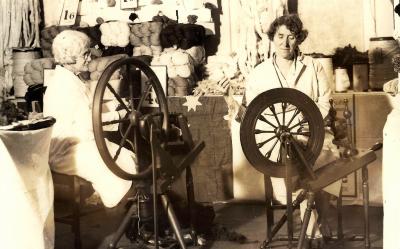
xmin=240 ymin=88 xmax=325 ymax=178
xmin=92 ymin=57 xmax=169 ymax=180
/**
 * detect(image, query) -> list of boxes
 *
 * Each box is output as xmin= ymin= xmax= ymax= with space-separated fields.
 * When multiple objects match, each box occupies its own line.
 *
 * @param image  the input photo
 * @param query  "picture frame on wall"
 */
xmin=120 ymin=0 xmax=138 ymax=9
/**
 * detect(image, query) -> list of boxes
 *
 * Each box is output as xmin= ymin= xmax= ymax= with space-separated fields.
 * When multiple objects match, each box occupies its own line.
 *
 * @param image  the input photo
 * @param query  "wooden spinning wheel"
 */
xmin=92 ymin=57 xmax=169 ymax=180
xmin=240 ymin=88 xmax=325 ymax=178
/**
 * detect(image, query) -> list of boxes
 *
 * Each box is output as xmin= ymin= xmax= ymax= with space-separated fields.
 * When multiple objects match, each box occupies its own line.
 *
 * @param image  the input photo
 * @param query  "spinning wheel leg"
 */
xmin=284 ymin=139 xmax=294 ymax=248
xmin=362 ymin=166 xmax=370 ymax=249
xmin=160 ymin=194 xmax=187 ymax=249
xmin=261 ymin=190 xmax=307 ymax=248
xmin=264 ymin=175 xmax=274 ymax=242
xmin=297 ymin=191 xmax=315 ymax=249
xmin=108 ymin=196 xmax=139 ymax=249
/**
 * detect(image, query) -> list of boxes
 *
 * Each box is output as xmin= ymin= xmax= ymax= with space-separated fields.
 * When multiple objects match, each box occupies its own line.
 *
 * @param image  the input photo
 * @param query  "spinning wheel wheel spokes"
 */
xmin=240 ymin=88 xmax=325 ymax=178
xmin=92 ymin=57 xmax=169 ymax=180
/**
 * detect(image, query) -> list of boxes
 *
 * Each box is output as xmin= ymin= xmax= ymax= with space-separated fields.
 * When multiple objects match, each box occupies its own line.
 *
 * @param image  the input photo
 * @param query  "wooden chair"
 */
xmin=52 ymin=172 xmax=104 ymax=249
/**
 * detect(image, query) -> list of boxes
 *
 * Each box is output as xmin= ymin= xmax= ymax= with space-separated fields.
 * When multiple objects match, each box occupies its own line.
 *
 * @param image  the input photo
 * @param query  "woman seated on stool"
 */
xmin=43 ymin=30 xmax=136 ymax=208
xmin=236 ymin=14 xmax=341 ymax=247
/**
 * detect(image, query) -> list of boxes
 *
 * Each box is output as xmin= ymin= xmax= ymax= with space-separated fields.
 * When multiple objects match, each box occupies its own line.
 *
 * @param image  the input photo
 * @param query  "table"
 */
xmin=0 ymin=126 xmax=54 ymax=249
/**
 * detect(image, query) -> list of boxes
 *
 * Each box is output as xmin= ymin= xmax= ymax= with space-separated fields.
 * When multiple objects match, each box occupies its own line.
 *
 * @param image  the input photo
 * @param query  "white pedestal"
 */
xmin=0 ymin=127 xmax=54 ymax=249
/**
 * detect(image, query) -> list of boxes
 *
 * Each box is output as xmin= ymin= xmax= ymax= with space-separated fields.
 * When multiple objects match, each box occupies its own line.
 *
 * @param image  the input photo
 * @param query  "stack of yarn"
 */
xmin=87 ymin=54 xmax=129 ymax=100
xmin=23 ymin=58 xmax=55 ymax=86
xmin=100 ymin=21 xmax=131 ymax=47
xmin=152 ymin=47 xmax=204 ymax=96
xmin=129 ymin=21 xmax=163 ymax=57
xmin=160 ymin=23 xmax=206 ymax=50
xmin=87 ymin=54 xmax=128 ymax=81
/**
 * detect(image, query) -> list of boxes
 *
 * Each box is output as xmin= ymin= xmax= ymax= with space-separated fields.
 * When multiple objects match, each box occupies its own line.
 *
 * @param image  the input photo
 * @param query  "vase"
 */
xmin=335 ymin=68 xmax=350 ymax=92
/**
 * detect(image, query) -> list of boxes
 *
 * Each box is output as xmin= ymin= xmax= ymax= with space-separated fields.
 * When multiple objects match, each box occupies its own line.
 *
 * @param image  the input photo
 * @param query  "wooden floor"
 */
xmin=54 ymin=202 xmax=383 ymax=249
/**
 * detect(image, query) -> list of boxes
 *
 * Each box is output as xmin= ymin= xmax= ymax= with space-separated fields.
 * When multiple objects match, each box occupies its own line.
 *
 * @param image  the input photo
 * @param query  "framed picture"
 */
xmin=120 ymin=0 xmax=138 ymax=9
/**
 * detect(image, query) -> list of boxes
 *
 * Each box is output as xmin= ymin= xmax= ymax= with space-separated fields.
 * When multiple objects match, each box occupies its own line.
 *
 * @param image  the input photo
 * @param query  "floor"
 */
xmin=54 ymin=200 xmax=383 ymax=249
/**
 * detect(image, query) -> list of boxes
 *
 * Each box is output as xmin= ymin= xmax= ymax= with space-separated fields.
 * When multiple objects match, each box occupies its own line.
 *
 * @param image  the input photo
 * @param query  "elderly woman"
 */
xmin=240 ymin=14 xmax=340 ymax=246
xmin=43 ymin=30 xmax=136 ymax=208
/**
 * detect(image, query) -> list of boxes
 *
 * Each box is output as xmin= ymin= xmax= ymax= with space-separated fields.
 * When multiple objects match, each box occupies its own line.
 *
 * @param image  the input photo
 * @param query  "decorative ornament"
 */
xmin=182 ymin=96 xmax=202 ymax=112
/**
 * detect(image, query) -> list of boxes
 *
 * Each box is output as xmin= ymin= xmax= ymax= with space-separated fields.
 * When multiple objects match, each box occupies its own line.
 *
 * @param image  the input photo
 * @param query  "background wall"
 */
xmin=298 ymin=0 xmax=365 ymax=54
xmin=226 ymin=0 xmax=395 ymax=56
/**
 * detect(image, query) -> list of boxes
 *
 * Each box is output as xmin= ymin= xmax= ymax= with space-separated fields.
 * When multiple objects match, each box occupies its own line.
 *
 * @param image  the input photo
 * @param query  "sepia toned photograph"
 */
xmin=0 ymin=0 xmax=397 ymax=248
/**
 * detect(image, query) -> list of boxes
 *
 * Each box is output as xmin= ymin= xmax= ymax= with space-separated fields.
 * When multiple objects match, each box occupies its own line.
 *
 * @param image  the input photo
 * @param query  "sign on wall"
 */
xmin=59 ymin=0 xmax=80 ymax=26
xmin=141 ymin=66 xmax=167 ymax=107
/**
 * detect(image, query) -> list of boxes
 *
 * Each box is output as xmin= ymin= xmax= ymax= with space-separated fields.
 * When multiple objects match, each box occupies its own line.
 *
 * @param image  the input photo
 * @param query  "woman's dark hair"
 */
xmin=267 ymin=14 xmax=308 ymax=44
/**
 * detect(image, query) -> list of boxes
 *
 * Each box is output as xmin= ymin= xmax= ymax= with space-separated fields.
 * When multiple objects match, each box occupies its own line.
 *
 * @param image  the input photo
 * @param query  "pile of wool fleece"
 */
xmin=23 ymin=58 xmax=55 ymax=86
xmin=87 ymin=54 xmax=128 ymax=80
xmin=151 ymin=47 xmax=197 ymax=96
xmin=100 ymin=21 xmax=130 ymax=47
xmin=193 ymin=54 xmax=245 ymax=96
xmin=129 ymin=22 xmax=163 ymax=57
xmin=204 ymin=55 xmax=239 ymax=82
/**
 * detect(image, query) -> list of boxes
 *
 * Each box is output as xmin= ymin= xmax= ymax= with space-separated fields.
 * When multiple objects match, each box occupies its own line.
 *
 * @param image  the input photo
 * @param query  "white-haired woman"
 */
xmin=43 ymin=30 xmax=136 ymax=208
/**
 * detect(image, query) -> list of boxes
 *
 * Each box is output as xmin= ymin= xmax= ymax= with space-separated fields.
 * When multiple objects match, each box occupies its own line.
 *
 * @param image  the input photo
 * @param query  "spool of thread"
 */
xmin=12 ymin=48 xmax=40 ymax=97
xmin=314 ymin=56 xmax=334 ymax=92
xmin=368 ymin=37 xmax=400 ymax=90
xmin=353 ymin=63 xmax=369 ymax=92
xmin=335 ymin=67 xmax=350 ymax=92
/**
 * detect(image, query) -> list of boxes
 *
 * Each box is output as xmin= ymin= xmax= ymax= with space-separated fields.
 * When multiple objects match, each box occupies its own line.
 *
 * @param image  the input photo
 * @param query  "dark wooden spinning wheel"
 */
xmin=92 ymin=57 xmax=170 ymax=180
xmin=240 ymin=88 xmax=325 ymax=178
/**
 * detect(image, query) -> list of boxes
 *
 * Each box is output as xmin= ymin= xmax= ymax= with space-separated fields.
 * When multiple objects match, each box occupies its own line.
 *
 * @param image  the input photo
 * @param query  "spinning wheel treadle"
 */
xmin=92 ymin=57 xmax=169 ymax=180
xmin=240 ymin=88 xmax=325 ymax=178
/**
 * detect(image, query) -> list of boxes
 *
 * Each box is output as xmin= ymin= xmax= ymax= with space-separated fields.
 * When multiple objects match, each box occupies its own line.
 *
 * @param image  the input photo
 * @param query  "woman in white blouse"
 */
xmin=43 ymin=30 xmax=136 ymax=208
xmin=240 ymin=14 xmax=340 ymax=247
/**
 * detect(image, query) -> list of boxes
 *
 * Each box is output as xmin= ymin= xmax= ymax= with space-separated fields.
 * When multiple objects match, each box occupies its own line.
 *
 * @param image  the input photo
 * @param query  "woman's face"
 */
xmin=68 ymin=50 xmax=91 ymax=74
xmin=273 ymin=25 xmax=298 ymax=60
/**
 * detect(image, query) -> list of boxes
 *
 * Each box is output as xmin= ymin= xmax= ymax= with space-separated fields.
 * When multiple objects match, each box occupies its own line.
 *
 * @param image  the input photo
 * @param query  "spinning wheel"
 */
xmin=240 ymin=88 xmax=325 ymax=178
xmin=91 ymin=57 xmax=205 ymax=249
xmin=239 ymin=88 xmax=380 ymax=249
xmin=92 ymin=57 xmax=169 ymax=180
